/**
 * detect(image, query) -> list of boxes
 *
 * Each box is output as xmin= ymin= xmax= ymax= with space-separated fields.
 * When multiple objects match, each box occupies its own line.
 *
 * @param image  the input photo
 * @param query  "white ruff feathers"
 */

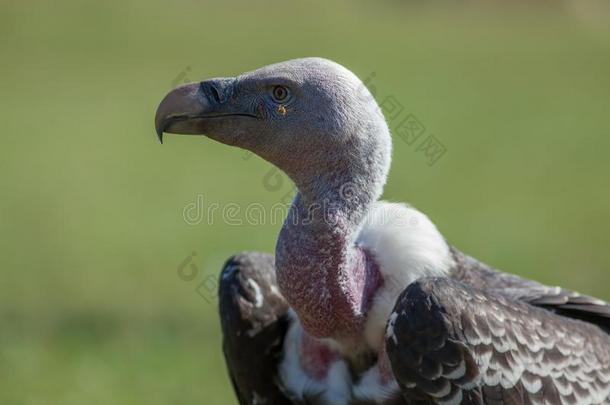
xmin=279 ymin=202 xmax=454 ymax=403
xmin=279 ymin=311 xmax=352 ymax=404
xmin=357 ymin=201 xmax=454 ymax=349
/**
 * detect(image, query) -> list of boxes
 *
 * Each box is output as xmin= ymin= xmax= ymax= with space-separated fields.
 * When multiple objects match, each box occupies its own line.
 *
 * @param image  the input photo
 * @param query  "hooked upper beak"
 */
xmin=155 ymin=78 xmax=253 ymax=144
xmin=155 ymin=82 xmax=207 ymax=144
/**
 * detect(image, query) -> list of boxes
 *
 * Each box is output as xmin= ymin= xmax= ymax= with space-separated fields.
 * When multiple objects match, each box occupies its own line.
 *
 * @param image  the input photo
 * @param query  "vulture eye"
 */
xmin=271 ymin=85 xmax=289 ymax=102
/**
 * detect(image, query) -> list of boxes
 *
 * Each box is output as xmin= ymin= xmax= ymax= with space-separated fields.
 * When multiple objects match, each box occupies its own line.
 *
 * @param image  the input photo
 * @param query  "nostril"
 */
xmin=209 ymin=85 xmax=221 ymax=104
xmin=201 ymin=79 xmax=233 ymax=104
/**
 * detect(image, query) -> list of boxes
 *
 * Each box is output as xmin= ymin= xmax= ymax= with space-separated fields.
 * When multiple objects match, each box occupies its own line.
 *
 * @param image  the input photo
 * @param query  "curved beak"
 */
xmin=155 ymin=78 xmax=244 ymax=144
xmin=155 ymin=82 xmax=207 ymax=144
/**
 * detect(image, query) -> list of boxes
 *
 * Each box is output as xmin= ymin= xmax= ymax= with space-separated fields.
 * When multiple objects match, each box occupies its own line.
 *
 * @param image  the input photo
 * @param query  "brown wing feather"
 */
xmin=219 ymin=252 xmax=295 ymax=404
xmin=450 ymin=247 xmax=610 ymax=333
xmin=386 ymin=277 xmax=610 ymax=404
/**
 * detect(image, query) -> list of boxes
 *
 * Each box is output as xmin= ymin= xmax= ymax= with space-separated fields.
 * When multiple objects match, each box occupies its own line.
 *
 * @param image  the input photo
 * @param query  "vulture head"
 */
xmin=156 ymin=58 xmax=391 ymax=199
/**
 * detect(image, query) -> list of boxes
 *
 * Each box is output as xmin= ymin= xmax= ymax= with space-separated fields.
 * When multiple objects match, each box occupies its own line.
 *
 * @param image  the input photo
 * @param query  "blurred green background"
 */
xmin=1 ymin=0 xmax=609 ymax=403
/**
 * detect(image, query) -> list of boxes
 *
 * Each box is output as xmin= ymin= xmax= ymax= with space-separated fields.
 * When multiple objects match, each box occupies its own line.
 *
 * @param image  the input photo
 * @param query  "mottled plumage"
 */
xmin=387 ymin=276 xmax=610 ymax=404
xmin=219 ymin=249 xmax=610 ymax=404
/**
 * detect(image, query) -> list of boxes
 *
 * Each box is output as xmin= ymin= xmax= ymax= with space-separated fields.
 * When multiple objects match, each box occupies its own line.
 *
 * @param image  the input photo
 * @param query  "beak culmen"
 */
xmin=155 ymin=78 xmax=252 ymax=144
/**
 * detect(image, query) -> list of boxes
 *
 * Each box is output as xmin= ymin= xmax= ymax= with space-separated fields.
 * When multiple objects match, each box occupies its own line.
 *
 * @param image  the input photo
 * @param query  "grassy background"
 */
xmin=1 ymin=0 xmax=609 ymax=403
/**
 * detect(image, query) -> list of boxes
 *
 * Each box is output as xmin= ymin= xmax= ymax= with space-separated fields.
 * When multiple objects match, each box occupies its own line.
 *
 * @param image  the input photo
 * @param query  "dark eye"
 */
xmin=271 ymin=85 xmax=289 ymax=102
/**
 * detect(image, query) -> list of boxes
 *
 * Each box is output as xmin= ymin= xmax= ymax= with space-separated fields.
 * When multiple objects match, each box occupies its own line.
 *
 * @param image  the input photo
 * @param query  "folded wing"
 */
xmin=386 ymin=277 xmax=610 ymax=404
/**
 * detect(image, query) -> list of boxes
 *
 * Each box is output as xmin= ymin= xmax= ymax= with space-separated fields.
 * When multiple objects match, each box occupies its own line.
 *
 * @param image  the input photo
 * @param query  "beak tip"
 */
xmin=155 ymin=115 xmax=165 ymax=144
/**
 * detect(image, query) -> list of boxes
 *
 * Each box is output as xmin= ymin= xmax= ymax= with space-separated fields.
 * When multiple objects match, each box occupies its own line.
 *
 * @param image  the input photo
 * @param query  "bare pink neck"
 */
xmin=275 ymin=188 xmax=382 ymax=341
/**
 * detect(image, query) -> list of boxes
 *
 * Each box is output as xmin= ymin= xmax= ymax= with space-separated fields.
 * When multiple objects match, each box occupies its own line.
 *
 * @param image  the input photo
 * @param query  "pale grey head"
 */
xmin=156 ymin=58 xmax=392 ymax=343
xmin=156 ymin=58 xmax=391 ymax=196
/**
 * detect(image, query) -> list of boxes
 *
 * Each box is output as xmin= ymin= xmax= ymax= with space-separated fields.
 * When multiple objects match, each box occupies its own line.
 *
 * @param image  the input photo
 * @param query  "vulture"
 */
xmin=155 ymin=58 xmax=610 ymax=404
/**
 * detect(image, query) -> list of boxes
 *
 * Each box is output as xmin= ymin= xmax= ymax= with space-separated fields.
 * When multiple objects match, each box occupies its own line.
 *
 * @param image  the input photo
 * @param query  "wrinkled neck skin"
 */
xmin=275 ymin=131 xmax=390 ymax=350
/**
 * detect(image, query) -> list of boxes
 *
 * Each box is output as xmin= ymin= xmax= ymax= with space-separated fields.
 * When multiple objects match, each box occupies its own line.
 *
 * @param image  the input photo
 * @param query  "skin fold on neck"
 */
xmin=275 ymin=165 xmax=385 ymax=344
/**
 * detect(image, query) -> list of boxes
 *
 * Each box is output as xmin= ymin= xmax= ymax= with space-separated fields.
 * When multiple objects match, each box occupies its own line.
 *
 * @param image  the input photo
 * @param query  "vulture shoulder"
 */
xmin=450 ymin=247 xmax=610 ymax=333
xmin=386 ymin=277 xmax=610 ymax=405
xmin=218 ymin=252 xmax=294 ymax=405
